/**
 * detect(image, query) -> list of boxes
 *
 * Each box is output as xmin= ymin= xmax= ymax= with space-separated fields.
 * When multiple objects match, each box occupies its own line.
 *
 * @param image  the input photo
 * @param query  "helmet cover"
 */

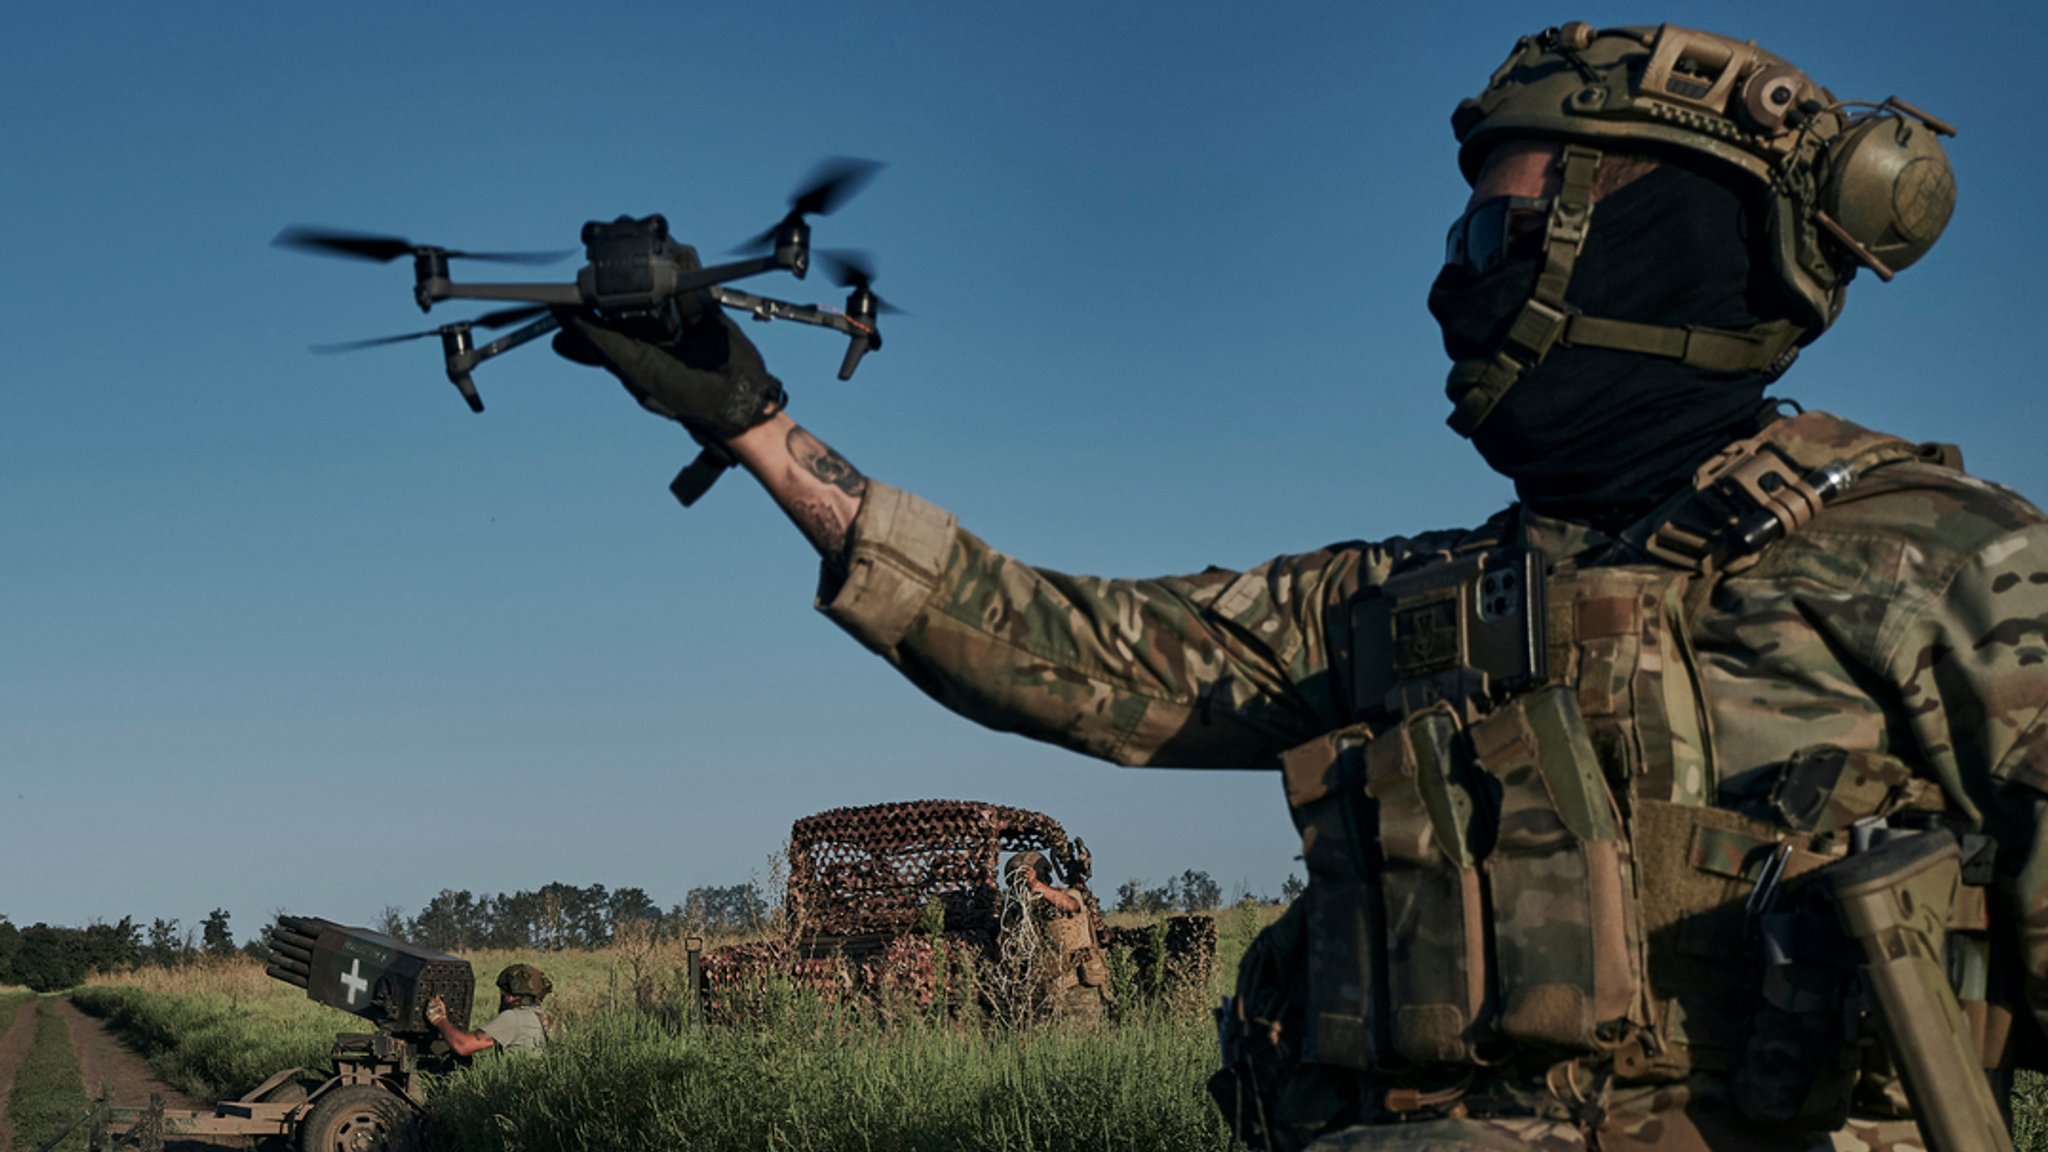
xmin=1453 ymin=22 xmax=1955 ymax=335
xmin=496 ymin=963 xmax=553 ymax=1000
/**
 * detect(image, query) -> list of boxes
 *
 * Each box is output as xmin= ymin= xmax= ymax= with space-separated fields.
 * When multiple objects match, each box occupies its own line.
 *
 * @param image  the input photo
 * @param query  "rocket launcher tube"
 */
xmin=1828 ymin=831 xmax=2014 ymax=1152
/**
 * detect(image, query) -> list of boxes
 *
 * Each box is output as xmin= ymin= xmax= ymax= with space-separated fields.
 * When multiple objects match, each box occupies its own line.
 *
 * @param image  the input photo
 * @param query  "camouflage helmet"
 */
xmin=1004 ymin=850 xmax=1054 ymax=886
xmin=496 ymin=963 xmax=552 ymax=1000
xmin=1453 ymin=22 xmax=1957 ymax=335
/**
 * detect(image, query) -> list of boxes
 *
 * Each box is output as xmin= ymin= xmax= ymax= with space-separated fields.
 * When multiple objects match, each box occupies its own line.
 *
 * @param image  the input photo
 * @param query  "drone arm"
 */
xmin=710 ymin=286 xmax=848 ymax=330
xmin=708 ymin=287 xmax=880 ymax=381
xmin=676 ymin=254 xmax=790 ymax=294
xmin=439 ymin=312 xmax=563 ymax=413
xmin=472 ymin=312 xmax=562 ymax=361
xmin=426 ymin=281 xmax=585 ymax=308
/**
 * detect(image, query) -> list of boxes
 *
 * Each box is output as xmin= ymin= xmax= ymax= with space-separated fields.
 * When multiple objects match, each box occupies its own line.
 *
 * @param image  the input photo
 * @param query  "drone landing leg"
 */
xmin=438 ymin=313 xmax=565 ymax=412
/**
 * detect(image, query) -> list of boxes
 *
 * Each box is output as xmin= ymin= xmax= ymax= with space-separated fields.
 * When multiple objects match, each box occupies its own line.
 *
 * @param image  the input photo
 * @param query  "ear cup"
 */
xmin=1820 ymin=113 xmax=1957 ymax=275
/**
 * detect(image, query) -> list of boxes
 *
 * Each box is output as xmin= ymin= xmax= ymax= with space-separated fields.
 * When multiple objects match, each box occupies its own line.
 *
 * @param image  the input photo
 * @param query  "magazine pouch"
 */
xmin=1366 ymin=704 xmax=1491 ymax=1065
xmin=1468 ymin=684 xmax=1645 ymax=1052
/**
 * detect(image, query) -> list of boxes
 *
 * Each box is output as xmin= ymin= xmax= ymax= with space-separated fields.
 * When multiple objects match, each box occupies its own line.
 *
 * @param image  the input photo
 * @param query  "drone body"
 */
xmin=279 ymin=158 xmax=892 ymax=415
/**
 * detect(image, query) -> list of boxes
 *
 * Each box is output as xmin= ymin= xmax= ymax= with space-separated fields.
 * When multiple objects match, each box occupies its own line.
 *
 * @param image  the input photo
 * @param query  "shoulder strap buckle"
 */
xmin=1623 ymin=416 xmax=1871 ymax=572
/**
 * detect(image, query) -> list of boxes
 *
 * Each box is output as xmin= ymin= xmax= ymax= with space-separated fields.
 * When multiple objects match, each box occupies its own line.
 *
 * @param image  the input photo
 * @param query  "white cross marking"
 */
xmin=340 ymin=958 xmax=369 ymax=1005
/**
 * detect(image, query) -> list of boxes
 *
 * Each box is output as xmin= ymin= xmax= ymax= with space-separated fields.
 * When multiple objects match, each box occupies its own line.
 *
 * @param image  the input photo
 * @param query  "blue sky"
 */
xmin=5 ymin=3 xmax=2044 ymax=939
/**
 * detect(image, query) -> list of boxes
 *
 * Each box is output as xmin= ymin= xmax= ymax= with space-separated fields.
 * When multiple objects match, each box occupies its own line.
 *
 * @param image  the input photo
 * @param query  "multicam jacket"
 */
xmin=817 ymin=409 xmax=2048 ymax=1136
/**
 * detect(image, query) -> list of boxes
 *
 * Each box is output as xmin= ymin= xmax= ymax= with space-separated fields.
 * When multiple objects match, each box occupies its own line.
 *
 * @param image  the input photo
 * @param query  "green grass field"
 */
xmin=68 ymin=912 xmax=1254 ymax=1152
xmin=61 ymin=912 xmax=2048 ymax=1152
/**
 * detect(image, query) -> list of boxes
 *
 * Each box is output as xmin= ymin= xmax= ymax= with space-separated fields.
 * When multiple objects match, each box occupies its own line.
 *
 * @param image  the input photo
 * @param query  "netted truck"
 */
xmin=701 ymin=800 xmax=1214 ymax=1024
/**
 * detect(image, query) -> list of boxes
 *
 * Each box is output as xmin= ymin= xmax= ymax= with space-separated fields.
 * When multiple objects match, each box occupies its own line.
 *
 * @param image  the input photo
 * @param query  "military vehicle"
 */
xmin=700 ymin=799 xmax=1215 ymax=1022
xmin=89 ymin=915 xmax=472 ymax=1152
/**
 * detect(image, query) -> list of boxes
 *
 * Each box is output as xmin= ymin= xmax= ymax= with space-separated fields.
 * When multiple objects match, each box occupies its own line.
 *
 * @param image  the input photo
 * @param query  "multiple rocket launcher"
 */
xmin=264 ymin=915 xmax=475 ymax=1035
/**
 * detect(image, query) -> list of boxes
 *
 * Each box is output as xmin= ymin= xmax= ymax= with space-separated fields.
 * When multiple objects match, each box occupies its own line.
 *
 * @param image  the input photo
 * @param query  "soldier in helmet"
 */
xmin=555 ymin=21 xmax=2043 ymax=1152
xmin=425 ymin=963 xmax=553 ymax=1055
xmin=1002 ymin=851 xmax=1113 ymax=1020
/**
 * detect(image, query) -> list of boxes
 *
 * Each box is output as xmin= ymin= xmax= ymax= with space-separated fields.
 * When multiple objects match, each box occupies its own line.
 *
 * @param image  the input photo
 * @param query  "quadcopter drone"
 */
xmin=277 ymin=159 xmax=897 ymax=502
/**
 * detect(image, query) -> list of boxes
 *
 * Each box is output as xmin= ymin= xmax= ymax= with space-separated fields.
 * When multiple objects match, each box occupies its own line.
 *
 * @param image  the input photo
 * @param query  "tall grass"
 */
xmin=71 ymin=961 xmax=353 ymax=1098
xmin=429 ymin=1008 xmax=1227 ymax=1152
xmin=68 ymin=916 xmax=1248 ymax=1150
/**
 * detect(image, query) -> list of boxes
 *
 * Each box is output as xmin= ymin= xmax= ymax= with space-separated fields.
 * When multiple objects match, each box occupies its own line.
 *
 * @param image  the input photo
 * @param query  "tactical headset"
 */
xmin=1444 ymin=22 xmax=1957 ymax=436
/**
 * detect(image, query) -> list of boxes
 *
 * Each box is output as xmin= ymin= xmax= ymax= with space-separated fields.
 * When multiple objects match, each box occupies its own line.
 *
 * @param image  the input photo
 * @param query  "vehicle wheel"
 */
xmin=297 ymin=1084 xmax=418 ymax=1152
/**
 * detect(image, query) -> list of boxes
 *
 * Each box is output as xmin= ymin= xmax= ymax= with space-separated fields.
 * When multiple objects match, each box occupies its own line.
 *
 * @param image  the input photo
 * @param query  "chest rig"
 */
xmin=1276 ymin=412 xmax=1943 ymax=1100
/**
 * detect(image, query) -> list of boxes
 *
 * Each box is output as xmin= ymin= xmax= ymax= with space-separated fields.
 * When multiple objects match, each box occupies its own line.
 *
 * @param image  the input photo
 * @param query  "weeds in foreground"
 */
xmin=427 ymin=1006 xmax=1228 ymax=1152
xmin=69 ymin=914 xmax=1247 ymax=1152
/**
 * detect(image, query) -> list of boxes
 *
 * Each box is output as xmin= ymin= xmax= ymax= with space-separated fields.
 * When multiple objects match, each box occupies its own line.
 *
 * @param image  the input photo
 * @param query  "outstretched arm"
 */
xmin=553 ymin=311 xmax=1383 ymax=768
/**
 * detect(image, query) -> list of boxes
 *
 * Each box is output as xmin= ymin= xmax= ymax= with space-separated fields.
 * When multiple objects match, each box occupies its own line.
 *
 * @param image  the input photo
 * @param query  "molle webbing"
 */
xmin=1545 ymin=566 xmax=1714 ymax=806
xmin=1627 ymin=799 xmax=1844 ymax=1076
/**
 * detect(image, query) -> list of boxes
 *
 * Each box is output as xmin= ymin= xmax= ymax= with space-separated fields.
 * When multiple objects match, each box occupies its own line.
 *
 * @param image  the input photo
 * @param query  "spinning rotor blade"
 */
xmin=274 ymin=226 xmax=571 ymax=265
xmin=309 ymin=305 xmax=549 ymax=354
xmin=821 ymin=249 xmax=905 ymax=314
xmin=309 ymin=330 xmax=444 ymax=353
xmin=735 ymin=157 xmax=884 ymax=252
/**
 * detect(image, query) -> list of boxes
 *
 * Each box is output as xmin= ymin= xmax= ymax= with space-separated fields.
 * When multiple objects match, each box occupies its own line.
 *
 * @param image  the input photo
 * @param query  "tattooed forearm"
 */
xmin=788 ymin=426 xmax=869 ymax=498
xmin=790 ymin=496 xmax=853 ymax=567
xmin=723 ymin=414 xmax=866 ymax=576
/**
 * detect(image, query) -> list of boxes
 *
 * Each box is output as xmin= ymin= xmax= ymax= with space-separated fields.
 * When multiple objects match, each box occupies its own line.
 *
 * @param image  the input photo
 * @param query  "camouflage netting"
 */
xmin=1103 ymin=916 xmax=1218 ymax=999
xmin=701 ymin=800 xmax=1221 ymax=1025
xmin=787 ymin=799 xmax=1098 ymax=938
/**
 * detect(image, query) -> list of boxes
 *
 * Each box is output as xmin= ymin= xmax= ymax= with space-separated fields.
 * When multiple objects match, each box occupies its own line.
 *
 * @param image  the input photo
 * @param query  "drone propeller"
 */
xmin=274 ymin=226 xmax=571 ymax=266
xmin=821 ymin=250 xmax=904 ymax=315
xmin=734 ymin=158 xmax=885 ymax=253
xmin=309 ymin=305 xmax=550 ymax=354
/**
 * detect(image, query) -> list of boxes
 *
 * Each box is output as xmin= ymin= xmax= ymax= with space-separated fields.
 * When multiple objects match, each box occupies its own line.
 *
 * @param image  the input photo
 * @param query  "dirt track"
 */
xmin=0 ymin=995 xmax=231 ymax=1150
xmin=0 ymin=997 xmax=39 ymax=1149
xmin=54 ymin=996 xmax=202 ymax=1112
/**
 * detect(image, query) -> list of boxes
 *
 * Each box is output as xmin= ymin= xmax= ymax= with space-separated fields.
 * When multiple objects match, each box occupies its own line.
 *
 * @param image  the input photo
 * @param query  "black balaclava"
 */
xmin=1427 ymin=158 xmax=1785 ymax=529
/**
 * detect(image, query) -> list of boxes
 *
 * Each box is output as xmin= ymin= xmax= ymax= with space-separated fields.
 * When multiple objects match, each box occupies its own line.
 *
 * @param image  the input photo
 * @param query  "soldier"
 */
xmin=425 ymin=963 xmax=553 ymax=1055
xmin=1002 ymin=850 xmax=1112 ymax=1019
xmin=554 ymin=22 xmax=2043 ymax=1152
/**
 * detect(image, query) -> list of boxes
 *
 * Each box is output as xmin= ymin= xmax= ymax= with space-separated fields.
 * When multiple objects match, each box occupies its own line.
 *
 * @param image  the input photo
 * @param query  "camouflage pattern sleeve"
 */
xmin=1875 ymin=486 xmax=2048 ymax=1037
xmin=817 ymin=482 xmax=1420 ymax=769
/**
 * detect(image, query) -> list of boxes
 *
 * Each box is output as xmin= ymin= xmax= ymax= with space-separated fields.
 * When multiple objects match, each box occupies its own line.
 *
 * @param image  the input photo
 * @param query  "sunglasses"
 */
xmin=1443 ymin=196 xmax=1551 ymax=275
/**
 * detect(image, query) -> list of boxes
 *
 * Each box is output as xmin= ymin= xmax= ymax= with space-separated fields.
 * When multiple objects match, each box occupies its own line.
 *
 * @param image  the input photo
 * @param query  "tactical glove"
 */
xmin=424 ymin=994 xmax=448 ymax=1026
xmin=553 ymin=306 xmax=787 ymax=442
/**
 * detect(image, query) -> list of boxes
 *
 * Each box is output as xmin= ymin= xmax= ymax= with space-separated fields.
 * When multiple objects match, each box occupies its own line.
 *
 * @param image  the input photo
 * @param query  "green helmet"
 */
xmin=1456 ymin=21 xmax=1955 ymax=333
xmin=1005 ymin=850 xmax=1053 ymax=885
xmin=496 ymin=963 xmax=552 ymax=1000
xmin=1441 ymin=23 xmax=1956 ymax=435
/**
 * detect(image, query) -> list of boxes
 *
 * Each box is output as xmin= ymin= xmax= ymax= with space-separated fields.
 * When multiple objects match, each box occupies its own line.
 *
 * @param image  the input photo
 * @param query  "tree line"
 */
xmin=1111 ymin=870 xmax=1303 ymax=915
xmin=0 ymin=878 xmax=771 ymax=993
xmin=379 ymin=881 xmax=768 ymax=952
xmin=0 ymin=909 xmax=245 ymax=992
xmin=3 ymin=868 xmax=1303 ymax=992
